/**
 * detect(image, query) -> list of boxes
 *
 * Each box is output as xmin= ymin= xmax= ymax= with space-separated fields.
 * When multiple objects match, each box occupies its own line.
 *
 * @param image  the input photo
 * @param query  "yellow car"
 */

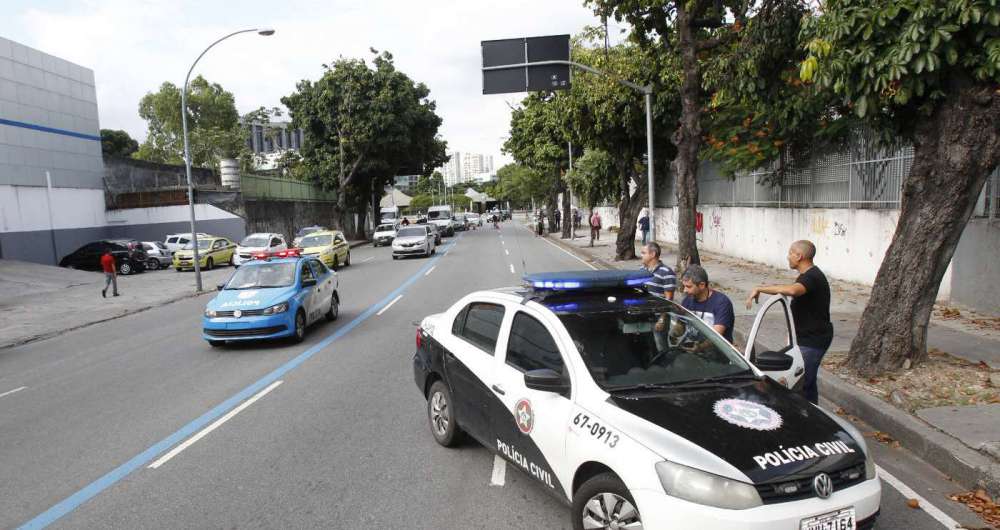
xmin=173 ymin=236 xmax=237 ymax=271
xmin=297 ymin=230 xmax=351 ymax=269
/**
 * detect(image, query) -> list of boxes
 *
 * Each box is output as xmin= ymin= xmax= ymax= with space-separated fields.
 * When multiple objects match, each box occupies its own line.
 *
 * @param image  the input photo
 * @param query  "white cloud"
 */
xmin=9 ymin=0 xmax=627 ymax=167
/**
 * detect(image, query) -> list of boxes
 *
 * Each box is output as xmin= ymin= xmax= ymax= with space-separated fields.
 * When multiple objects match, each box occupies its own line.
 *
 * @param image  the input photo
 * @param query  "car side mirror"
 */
xmin=524 ymin=369 xmax=569 ymax=394
xmin=754 ymin=350 xmax=794 ymax=371
xmin=216 ymin=283 xmax=225 ymax=291
xmin=302 ymin=278 xmax=317 ymax=287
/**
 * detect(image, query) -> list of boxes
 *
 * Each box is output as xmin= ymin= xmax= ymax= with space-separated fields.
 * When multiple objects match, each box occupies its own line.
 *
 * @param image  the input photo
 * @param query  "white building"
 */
xmin=440 ymin=151 xmax=495 ymax=186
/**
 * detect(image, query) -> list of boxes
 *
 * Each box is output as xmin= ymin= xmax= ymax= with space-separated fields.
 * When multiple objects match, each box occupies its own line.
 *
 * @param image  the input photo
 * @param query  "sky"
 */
xmin=6 ymin=0 xmax=627 ymax=167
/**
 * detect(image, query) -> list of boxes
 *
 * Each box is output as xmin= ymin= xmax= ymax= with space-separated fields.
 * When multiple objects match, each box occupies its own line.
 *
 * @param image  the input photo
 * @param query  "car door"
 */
xmin=307 ymin=259 xmax=333 ymax=316
xmin=297 ymin=261 xmax=321 ymax=324
xmin=439 ymin=301 xmax=505 ymax=445
xmin=333 ymin=233 xmax=347 ymax=261
xmin=743 ymin=294 xmax=805 ymax=389
xmin=490 ymin=307 xmax=574 ymax=495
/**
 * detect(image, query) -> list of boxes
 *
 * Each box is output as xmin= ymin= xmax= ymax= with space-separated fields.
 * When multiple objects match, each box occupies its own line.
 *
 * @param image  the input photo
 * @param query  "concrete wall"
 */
xmin=950 ymin=219 xmax=1000 ymax=313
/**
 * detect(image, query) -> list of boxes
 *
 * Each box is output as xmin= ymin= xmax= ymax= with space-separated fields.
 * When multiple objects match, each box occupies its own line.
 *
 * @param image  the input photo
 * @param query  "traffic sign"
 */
xmin=481 ymin=34 xmax=570 ymax=94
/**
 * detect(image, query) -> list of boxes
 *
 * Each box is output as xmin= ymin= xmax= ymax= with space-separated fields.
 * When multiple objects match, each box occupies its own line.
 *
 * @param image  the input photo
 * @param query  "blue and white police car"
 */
xmin=203 ymin=249 xmax=339 ymax=346
xmin=413 ymin=270 xmax=880 ymax=530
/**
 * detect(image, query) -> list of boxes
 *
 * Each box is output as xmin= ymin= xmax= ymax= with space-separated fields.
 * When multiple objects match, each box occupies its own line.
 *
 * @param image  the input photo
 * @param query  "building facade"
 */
xmin=394 ymin=174 xmax=419 ymax=192
xmin=440 ymin=151 xmax=495 ymax=186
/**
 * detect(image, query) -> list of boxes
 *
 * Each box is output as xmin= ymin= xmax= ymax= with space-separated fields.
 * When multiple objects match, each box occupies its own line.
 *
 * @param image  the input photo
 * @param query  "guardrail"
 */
xmin=241 ymin=174 xmax=337 ymax=203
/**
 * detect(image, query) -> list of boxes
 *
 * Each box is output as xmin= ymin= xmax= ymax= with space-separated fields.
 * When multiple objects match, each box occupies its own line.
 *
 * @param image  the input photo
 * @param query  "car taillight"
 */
xmin=416 ymin=328 xmax=423 ymax=349
xmin=273 ymin=248 xmax=302 ymax=258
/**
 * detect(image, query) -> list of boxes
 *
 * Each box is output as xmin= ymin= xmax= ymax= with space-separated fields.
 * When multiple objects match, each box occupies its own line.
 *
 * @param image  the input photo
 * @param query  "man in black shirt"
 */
xmin=746 ymin=240 xmax=833 ymax=404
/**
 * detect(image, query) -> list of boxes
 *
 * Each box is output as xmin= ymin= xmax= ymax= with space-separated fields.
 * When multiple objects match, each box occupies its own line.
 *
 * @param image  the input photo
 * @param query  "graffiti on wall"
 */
xmin=832 ymin=222 xmax=848 ymax=237
xmin=810 ymin=214 xmax=829 ymax=237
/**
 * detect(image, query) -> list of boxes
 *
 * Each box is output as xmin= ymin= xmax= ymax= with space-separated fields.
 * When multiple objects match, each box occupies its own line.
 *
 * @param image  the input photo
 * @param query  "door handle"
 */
xmin=491 ymin=384 xmax=506 ymax=396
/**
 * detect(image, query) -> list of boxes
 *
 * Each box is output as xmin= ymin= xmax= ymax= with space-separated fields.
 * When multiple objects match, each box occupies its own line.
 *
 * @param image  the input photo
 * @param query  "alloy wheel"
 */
xmin=581 ymin=493 xmax=642 ymax=530
xmin=430 ymin=391 xmax=449 ymax=436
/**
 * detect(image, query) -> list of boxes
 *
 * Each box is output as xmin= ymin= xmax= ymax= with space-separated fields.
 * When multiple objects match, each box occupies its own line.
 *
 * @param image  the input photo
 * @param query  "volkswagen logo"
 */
xmin=233 ymin=310 xmax=242 ymax=319
xmin=813 ymin=473 xmax=834 ymax=499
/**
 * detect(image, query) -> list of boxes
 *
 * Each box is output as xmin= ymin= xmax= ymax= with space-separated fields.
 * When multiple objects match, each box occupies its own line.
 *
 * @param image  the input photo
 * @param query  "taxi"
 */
xmin=413 ymin=270 xmax=880 ymax=530
xmin=173 ymin=236 xmax=237 ymax=271
xmin=297 ymin=230 xmax=351 ymax=269
xmin=202 ymin=249 xmax=339 ymax=346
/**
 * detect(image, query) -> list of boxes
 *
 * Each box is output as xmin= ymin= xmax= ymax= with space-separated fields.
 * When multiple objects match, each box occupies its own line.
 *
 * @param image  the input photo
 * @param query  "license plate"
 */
xmin=800 ymin=508 xmax=855 ymax=530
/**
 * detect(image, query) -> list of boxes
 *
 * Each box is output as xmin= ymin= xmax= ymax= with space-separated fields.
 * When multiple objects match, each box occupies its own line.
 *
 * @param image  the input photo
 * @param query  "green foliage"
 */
xmin=100 ymin=129 xmax=138 ymax=158
xmin=408 ymin=193 xmax=433 ymax=211
xmin=801 ymin=0 xmax=1000 ymax=138
xmin=134 ymin=76 xmax=246 ymax=168
xmin=495 ymin=163 xmax=549 ymax=207
xmin=565 ymin=148 xmax=619 ymax=207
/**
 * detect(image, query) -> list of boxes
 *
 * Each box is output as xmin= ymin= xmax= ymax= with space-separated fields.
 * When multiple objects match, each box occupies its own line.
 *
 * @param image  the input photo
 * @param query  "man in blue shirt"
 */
xmin=680 ymin=264 xmax=735 ymax=343
xmin=638 ymin=213 xmax=650 ymax=245
xmin=639 ymin=242 xmax=676 ymax=300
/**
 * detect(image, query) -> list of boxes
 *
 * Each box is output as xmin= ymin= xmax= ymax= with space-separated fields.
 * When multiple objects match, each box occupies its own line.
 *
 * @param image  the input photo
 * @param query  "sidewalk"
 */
xmin=540 ymin=226 xmax=1000 ymax=497
xmin=0 ymin=240 xmax=369 ymax=350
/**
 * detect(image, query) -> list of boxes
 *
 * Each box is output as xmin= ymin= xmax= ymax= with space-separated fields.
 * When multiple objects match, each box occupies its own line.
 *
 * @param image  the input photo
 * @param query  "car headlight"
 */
xmin=655 ymin=461 xmax=762 ymax=510
xmin=262 ymin=302 xmax=289 ymax=315
xmin=205 ymin=309 xmax=218 ymax=318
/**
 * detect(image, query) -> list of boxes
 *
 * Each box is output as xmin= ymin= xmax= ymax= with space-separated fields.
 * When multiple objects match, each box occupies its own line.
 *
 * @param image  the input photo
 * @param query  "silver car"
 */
xmin=392 ymin=225 xmax=436 ymax=259
xmin=142 ymin=241 xmax=173 ymax=270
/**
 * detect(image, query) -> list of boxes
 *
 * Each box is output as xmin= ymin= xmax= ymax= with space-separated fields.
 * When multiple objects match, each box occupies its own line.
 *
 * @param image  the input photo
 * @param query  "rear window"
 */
xmin=454 ymin=303 xmax=505 ymax=354
xmin=397 ymin=227 xmax=426 ymax=237
xmin=376 ymin=224 xmax=395 ymax=232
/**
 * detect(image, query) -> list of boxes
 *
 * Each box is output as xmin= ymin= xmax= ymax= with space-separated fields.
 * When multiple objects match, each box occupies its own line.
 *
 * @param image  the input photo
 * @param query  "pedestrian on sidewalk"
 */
xmin=640 ymin=242 xmax=676 ymax=300
xmin=554 ymin=209 xmax=562 ymax=231
xmin=746 ymin=240 xmax=833 ymax=405
xmin=535 ymin=210 xmax=545 ymax=237
xmin=100 ymin=248 xmax=120 ymax=298
xmin=638 ymin=212 xmax=650 ymax=245
xmin=590 ymin=210 xmax=602 ymax=241
xmin=680 ymin=264 xmax=735 ymax=343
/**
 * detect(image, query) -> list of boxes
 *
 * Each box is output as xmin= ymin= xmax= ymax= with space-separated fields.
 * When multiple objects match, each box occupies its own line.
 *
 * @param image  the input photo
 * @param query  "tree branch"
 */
xmin=340 ymin=154 xmax=366 ymax=188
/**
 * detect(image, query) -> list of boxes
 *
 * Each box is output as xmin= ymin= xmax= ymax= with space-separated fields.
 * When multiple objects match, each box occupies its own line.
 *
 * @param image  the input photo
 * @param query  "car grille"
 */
xmin=239 ymin=253 xmax=252 ymax=259
xmin=754 ymin=462 xmax=867 ymax=504
xmin=204 ymin=326 xmax=286 ymax=337
xmin=215 ymin=309 xmax=268 ymax=317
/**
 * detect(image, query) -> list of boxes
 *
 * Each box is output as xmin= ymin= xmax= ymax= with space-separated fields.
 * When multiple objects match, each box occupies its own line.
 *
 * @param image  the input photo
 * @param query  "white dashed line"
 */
xmin=424 ymin=266 xmax=436 ymax=276
xmin=489 ymin=455 xmax=507 ymax=486
xmin=0 ymin=386 xmax=27 ymax=399
xmin=360 ymin=256 xmax=374 ymax=263
xmin=877 ymin=465 xmax=960 ymax=529
xmin=149 ymin=380 xmax=283 ymax=469
xmin=535 ymin=233 xmax=598 ymax=270
xmin=505 ymin=249 xmax=509 ymax=256
xmin=509 ymin=264 xmax=515 ymax=274
xmin=377 ymin=295 xmax=404 ymax=316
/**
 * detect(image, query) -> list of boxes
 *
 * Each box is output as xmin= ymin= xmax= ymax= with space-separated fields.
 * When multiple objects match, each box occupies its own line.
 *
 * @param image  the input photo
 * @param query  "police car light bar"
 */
xmin=523 ymin=270 xmax=653 ymax=291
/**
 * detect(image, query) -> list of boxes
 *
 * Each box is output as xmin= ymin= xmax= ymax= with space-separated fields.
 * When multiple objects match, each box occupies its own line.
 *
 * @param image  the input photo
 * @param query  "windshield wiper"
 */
xmin=606 ymin=383 xmax=676 ymax=393
xmin=669 ymin=373 xmax=761 ymax=387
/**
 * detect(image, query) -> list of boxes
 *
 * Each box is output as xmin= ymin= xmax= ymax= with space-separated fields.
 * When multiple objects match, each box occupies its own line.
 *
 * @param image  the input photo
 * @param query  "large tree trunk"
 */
xmin=615 ymin=173 xmax=648 ymax=261
xmin=671 ymin=3 xmax=703 ymax=273
xmin=848 ymin=81 xmax=1000 ymax=376
xmin=561 ymin=182 xmax=572 ymax=239
xmin=546 ymin=176 xmax=559 ymax=234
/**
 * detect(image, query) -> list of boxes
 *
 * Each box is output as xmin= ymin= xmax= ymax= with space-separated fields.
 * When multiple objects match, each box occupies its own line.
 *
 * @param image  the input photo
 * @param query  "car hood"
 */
xmin=174 ymin=249 xmax=203 ymax=258
xmin=300 ymin=245 xmax=331 ymax=254
xmin=208 ymin=286 xmax=297 ymax=311
xmin=602 ymin=378 xmax=864 ymax=484
xmin=236 ymin=246 xmax=268 ymax=254
xmin=374 ymin=231 xmax=396 ymax=237
xmin=393 ymin=236 xmax=426 ymax=245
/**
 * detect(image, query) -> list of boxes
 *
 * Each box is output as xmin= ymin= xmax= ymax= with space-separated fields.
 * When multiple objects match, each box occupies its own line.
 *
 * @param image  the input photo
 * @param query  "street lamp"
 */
xmin=181 ymin=27 xmax=275 ymax=291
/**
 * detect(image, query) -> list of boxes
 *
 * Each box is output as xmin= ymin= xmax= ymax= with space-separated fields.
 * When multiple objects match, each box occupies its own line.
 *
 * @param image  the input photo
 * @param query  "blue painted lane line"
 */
xmin=18 ymin=237 xmax=460 ymax=530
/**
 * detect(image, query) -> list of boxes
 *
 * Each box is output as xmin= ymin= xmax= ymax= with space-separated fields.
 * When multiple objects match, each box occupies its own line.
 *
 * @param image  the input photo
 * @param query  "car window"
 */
xmin=213 ymin=240 xmax=224 ymax=249
xmin=108 ymin=243 xmax=127 ymax=252
xmin=142 ymin=243 xmax=153 ymax=251
xmin=335 ymin=234 xmax=345 ymax=244
xmin=300 ymin=234 xmax=333 ymax=247
xmin=300 ymin=262 xmax=315 ymax=283
xmin=166 ymin=237 xmax=177 ymax=244
xmin=309 ymin=259 xmax=329 ymax=277
xmin=455 ymin=303 xmax=505 ymax=355
xmin=179 ymin=238 xmax=189 ymax=245
xmin=270 ymin=238 xmax=282 ymax=247
xmin=154 ymin=242 xmax=167 ymax=250
xmin=506 ymin=313 xmax=564 ymax=374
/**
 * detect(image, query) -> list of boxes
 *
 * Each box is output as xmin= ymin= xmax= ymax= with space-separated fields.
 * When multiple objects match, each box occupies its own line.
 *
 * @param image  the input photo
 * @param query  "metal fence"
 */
xmin=241 ymin=173 xmax=337 ymax=203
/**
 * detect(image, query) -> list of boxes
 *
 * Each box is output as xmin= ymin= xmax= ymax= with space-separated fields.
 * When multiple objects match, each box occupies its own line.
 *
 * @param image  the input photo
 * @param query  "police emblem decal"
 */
xmin=515 ymin=399 xmax=534 ymax=434
xmin=713 ymin=398 xmax=783 ymax=431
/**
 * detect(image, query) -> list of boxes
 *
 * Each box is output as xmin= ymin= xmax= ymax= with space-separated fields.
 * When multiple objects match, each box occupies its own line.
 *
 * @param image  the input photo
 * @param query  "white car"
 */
xmin=392 ymin=225 xmax=436 ymax=259
xmin=373 ymin=223 xmax=398 ymax=247
xmin=142 ymin=241 xmax=173 ymax=270
xmin=234 ymin=232 xmax=287 ymax=267
xmin=164 ymin=232 xmax=209 ymax=253
xmin=413 ymin=270 xmax=880 ymax=530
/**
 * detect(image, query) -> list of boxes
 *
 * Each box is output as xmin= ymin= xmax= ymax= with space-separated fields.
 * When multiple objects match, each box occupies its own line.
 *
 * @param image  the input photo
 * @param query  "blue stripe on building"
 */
xmin=0 ymin=117 xmax=101 ymax=142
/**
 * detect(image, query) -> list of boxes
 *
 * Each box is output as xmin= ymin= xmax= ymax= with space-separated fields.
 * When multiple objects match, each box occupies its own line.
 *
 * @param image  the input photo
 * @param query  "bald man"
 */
xmin=746 ymin=240 xmax=833 ymax=404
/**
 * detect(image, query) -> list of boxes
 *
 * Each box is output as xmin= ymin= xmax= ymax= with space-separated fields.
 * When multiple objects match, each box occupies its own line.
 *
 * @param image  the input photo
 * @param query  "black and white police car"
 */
xmin=413 ymin=270 xmax=880 ymax=530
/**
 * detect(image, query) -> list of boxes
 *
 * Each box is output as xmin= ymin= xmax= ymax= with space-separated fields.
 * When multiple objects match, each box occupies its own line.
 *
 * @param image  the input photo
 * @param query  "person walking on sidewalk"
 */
xmin=638 ymin=212 xmax=650 ymax=245
xmin=554 ymin=209 xmax=561 ymax=231
xmin=100 ymin=248 xmax=119 ymax=298
xmin=640 ymin=242 xmax=676 ymax=300
xmin=680 ymin=264 xmax=735 ymax=343
xmin=590 ymin=210 xmax=602 ymax=241
xmin=746 ymin=240 xmax=833 ymax=404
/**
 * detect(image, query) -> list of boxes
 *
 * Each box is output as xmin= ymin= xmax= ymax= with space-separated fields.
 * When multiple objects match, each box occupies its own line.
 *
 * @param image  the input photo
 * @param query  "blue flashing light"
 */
xmin=623 ymin=298 xmax=645 ymax=306
xmin=523 ymin=270 xmax=654 ymax=291
xmin=547 ymin=303 xmax=580 ymax=312
xmin=624 ymin=277 xmax=648 ymax=286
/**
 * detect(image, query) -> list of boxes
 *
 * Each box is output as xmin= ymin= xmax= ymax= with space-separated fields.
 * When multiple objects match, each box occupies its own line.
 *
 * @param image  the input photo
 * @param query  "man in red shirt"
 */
xmin=100 ymin=249 xmax=119 ymax=298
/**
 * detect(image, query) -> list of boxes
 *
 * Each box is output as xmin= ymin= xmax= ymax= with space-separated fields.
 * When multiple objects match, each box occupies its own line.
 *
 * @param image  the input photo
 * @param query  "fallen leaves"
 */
xmin=865 ymin=431 xmax=902 ymax=449
xmin=949 ymin=490 xmax=1000 ymax=527
xmin=906 ymin=498 xmax=920 ymax=509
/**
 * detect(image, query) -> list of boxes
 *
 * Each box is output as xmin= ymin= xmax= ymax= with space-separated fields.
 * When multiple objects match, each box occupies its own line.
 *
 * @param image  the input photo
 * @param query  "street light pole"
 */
xmin=181 ymin=27 xmax=274 ymax=291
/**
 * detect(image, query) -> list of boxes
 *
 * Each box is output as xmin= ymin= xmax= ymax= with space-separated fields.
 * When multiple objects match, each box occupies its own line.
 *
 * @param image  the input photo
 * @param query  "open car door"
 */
xmin=743 ymin=295 xmax=805 ymax=390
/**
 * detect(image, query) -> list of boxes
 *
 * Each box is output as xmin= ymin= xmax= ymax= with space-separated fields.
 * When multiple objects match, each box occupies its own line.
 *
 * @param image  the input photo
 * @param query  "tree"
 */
xmin=496 ymin=163 xmax=550 ymax=209
xmin=282 ymin=50 xmax=448 ymax=237
xmin=100 ymin=129 xmax=138 ymax=159
xmin=134 ymin=75 xmax=246 ymax=168
xmin=800 ymin=0 xmax=1000 ymax=375
xmin=565 ymin=148 xmax=620 ymax=246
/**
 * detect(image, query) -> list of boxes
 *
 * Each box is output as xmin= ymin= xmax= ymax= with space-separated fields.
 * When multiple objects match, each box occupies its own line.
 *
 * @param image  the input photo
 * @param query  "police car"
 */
xmin=413 ymin=270 xmax=880 ymax=530
xmin=202 ymin=249 xmax=339 ymax=346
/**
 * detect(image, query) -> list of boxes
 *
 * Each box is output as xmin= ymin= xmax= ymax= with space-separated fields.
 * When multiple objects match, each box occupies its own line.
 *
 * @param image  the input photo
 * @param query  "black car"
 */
xmin=59 ymin=239 xmax=148 ymax=275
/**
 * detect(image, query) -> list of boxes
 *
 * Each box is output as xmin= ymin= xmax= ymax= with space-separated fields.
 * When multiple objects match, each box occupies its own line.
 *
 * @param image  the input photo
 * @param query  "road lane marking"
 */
xmin=489 ymin=455 xmax=506 ymax=486
xmin=148 ymin=381 xmax=283 ymax=469
xmin=17 ymin=235 xmax=463 ymax=530
xmin=377 ymin=295 xmax=403 ymax=315
xmin=877 ymin=465 xmax=959 ymax=529
xmin=501 ymin=240 xmax=505 ymax=245
xmin=509 ymin=263 xmax=516 ymax=274
xmin=0 ymin=386 xmax=27 ymax=399
xmin=505 ymin=249 xmax=509 ymax=256
xmin=424 ymin=266 xmax=435 ymax=276
xmin=534 ymin=230 xmax=598 ymax=270
xmin=360 ymin=256 xmax=374 ymax=263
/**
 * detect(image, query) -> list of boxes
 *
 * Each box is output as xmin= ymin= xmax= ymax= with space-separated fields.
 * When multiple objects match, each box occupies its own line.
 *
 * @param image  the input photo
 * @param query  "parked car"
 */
xmin=392 ymin=225 xmax=436 ymax=259
xmin=173 ymin=236 xmax=237 ymax=271
xmin=292 ymin=225 xmax=328 ymax=247
xmin=142 ymin=241 xmax=173 ymax=270
xmin=60 ymin=239 xmax=147 ymax=275
xmin=298 ymin=230 xmax=351 ymax=269
xmin=373 ymin=223 xmax=398 ymax=247
xmin=465 ymin=213 xmax=481 ymax=228
xmin=164 ymin=232 xmax=210 ymax=253
xmin=234 ymin=233 xmax=287 ymax=267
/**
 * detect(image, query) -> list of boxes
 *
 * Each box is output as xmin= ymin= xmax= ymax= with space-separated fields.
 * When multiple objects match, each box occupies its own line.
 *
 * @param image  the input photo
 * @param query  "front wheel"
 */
xmin=325 ymin=294 xmax=339 ymax=321
xmin=427 ymin=381 xmax=463 ymax=447
xmin=146 ymin=258 xmax=160 ymax=270
xmin=205 ymin=257 xmax=214 ymax=271
xmin=572 ymin=473 xmax=642 ymax=530
xmin=292 ymin=311 xmax=306 ymax=343
xmin=345 ymin=251 xmax=351 ymax=266
xmin=119 ymin=261 xmax=133 ymax=275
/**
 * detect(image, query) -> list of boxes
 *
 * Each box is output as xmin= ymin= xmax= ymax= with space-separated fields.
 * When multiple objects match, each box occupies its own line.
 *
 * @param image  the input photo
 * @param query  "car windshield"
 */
xmin=557 ymin=303 xmax=753 ymax=390
xmin=240 ymin=236 xmax=269 ymax=247
xmin=297 ymin=227 xmax=325 ymax=237
xmin=183 ymin=239 xmax=213 ymax=250
xmin=427 ymin=210 xmax=449 ymax=220
xmin=299 ymin=234 xmax=333 ymax=247
xmin=225 ymin=262 xmax=297 ymax=289
xmin=397 ymin=227 xmax=426 ymax=237
xmin=376 ymin=224 xmax=395 ymax=232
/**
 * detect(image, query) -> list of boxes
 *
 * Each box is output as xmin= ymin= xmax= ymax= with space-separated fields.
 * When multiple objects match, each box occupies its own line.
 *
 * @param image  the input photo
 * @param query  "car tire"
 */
xmin=431 ymin=246 xmax=436 ymax=255
xmin=392 ymin=255 xmax=398 ymax=260
xmin=146 ymin=258 xmax=160 ymax=271
xmin=229 ymin=254 xmax=235 ymax=267
xmin=571 ymin=473 xmax=642 ymax=530
xmin=205 ymin=258 xmax=214 ymax=271
xmin=208 ymin=340 xmax=225 ymax=348
xmin=325 ymin=294 xmax=339 ymax=321
xmin=427 ymin=381 xmax=464 ymax=447
xmin=332 ymin=256 xmax=339 ymax=270
xmin=292 ymin=310 xmax=306 ymax=343
xmin=345 ymin=252 xmax=351 ymax=266
xmin=175 ymin=267 xmax=182 ymax=272
xmin=118 ymin=261 xmax=133 ymax=275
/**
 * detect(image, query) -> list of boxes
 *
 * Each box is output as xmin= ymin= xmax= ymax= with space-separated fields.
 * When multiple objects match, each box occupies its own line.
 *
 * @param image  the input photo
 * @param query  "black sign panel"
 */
xmin=484 ymin=68 xmax=526 ymax=95
xmin=527 ymin=64 xmax=570 ymax=92
xmin=482 ymin=38 xmax=525 ymax=68
xmin=526 ymin=35 xmax=569 ymax=63
xmin=481 ymin=34 xmax=571 ymax=95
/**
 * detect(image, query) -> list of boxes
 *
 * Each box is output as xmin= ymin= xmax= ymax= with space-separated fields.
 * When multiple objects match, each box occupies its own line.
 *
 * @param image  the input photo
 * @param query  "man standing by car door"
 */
xmin=100 ymin=248 xmax=119 ymax=298
xmin=746 ymin=240 xmax=833 ymax=404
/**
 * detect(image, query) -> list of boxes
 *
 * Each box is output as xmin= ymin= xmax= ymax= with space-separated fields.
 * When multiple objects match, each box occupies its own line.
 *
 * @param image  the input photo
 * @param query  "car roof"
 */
xmin=246 ymin=232 xmax=282 ymax=238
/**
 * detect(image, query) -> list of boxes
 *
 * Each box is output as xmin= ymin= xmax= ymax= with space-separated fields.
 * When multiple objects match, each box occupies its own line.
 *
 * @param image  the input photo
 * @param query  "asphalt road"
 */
xmin=0 ymin=222 xmax=988 ymax=529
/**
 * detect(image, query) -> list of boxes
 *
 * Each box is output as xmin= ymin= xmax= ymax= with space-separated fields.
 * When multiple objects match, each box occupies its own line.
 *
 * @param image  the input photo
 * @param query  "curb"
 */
xmin=542 ymin=230 xmax=1000 ymax=498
